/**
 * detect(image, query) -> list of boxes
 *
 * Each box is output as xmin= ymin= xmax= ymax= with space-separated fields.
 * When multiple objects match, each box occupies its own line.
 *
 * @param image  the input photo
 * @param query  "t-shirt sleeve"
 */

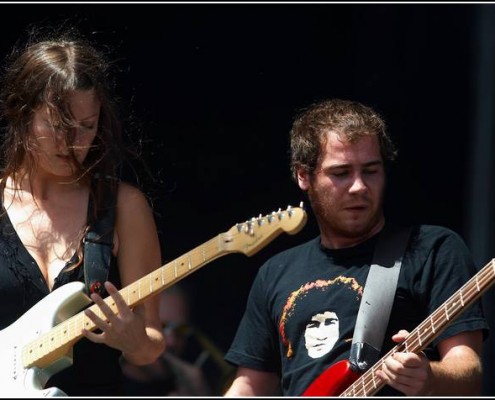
xmin=426 ymin=228 xmax=490 ymax=346
xmin=224 ymin=263 xmax=280 ymax=372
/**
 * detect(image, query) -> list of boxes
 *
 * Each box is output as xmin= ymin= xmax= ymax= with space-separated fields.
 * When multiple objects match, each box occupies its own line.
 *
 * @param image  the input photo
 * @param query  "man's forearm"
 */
xmin=428 ymin=352 xmax=482 ymax=396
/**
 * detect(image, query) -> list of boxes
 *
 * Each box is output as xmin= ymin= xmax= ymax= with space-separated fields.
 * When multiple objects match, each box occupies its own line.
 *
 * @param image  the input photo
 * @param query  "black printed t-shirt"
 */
xmin=0 ymin=199 xmax=122 ymax=396
xmin=224 ymin=224 xmax=489 ymax=396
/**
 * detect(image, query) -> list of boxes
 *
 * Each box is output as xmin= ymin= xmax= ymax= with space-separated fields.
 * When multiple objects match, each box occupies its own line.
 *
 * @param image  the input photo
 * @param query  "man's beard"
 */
xmin=308 ymin=188 xmax=383 ymax=240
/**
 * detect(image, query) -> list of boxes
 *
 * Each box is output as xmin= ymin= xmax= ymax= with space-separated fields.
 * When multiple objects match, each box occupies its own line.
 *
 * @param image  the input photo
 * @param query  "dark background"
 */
xmin=2 ymin=2 xmax=495 ymax=395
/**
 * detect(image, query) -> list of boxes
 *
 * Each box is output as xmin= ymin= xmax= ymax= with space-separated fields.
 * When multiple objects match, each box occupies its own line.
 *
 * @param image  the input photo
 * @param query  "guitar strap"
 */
xmin=349 ymin=224 xmax=413 ymax=372
xmin=83 ymin=177 xmax=117 ymax=297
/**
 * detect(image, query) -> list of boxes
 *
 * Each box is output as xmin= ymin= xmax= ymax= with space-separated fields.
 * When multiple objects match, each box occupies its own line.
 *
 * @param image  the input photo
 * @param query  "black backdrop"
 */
xmin=2 ymin=2 xmax=495 ymax=395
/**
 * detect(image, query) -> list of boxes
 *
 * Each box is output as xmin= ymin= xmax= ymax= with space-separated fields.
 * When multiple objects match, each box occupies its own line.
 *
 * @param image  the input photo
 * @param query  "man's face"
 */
xmin=298 ymin=130 xmax=385 ymax=247
xmin=304 ymin=311 xmax=339 ymax=358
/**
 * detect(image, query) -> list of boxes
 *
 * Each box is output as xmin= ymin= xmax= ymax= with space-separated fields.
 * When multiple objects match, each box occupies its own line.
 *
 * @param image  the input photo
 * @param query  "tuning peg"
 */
xmin=257 ymin=214 xmax=264 ymax=226
xmin=268 ymin=213 xmax=275 ymax=223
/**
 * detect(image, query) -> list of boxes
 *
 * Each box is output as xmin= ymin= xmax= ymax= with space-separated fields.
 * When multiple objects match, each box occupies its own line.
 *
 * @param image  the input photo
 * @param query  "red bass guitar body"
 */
xmin=302 ymin=360 xmax=361 ymax=396
xmin=303 ymin=258 xmax=495 ymax=397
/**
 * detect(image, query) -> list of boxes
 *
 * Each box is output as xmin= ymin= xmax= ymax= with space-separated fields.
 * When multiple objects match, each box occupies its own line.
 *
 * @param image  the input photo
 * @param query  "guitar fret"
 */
xmin=63 ymin=322 xmax=68 ymax=344
xmin=153 ymin=271 xmax=160 ymax=291
xmin=49 ymin=330 xmax=55 ymax=352
xmin=143 ymin=280 xmax=148 ymax=298
xmin=361 ymin=372 xmax=367 ymax=396
xmin=65 ymin=321 xmax=69 ymax=345
xmin=129 ymin=284 xmax=135 ymax=304
xmin=154 ymin=271 xmax=160 ymax=291
xmin=39 ymin=333 xmax=45 ymax=358
xmin=58 ymin=327 xmax=63 ymax=349
xmin=452 ymin=294 xmax=462 ymax=314
xmin=40 ymin=335 xmax=46 ymax=358
xmin=152 ymin=272 xmax=158 ymax=292
xmin=20 ymin=206 xmax=306 ymax=376
xmin=86 ymin=313 xmax=91 ymax=332
xmin=308 ymin=258 xmax=495 ymax=397
xmin=62 ymin=323 xmax=67 ymax=345
xmin=372 ymin=366 xmax=377 ymax=388
xmin=53 ymin=327 xmax=60 ymax=353
xmin=83 ymin=314 xmax=89 ymax=334
xmin=68 ymin=318 xmax=72 ymax=343
xmin=32 ymin=338 xmax=38 ymax=362
xmin=49 ymin=330 xmax=55 ymax=353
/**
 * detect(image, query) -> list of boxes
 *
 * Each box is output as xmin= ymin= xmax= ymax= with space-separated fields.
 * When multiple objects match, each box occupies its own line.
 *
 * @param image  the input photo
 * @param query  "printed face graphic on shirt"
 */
xmin=304 ymin=311 xmax=339 ymax=358
xmin=279 ymin=276 xmax=363 ymax=359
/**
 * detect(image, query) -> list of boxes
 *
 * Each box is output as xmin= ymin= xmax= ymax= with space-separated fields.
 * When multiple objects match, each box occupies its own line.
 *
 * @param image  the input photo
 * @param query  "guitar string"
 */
xmin=21 ymin=208 xmax=301 ymax=367
xmin=349 ymin=260 xmax=494 ymax=396
xmin=22 ymin=234 xmax=224 ymax=366
xmin=341 ymin=259 xmax=495 ymax=397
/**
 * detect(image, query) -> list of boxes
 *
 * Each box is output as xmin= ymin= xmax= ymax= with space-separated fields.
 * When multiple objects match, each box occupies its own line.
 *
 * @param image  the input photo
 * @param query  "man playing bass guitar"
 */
xmin=223 ymin=99 xmax=489 ymax=396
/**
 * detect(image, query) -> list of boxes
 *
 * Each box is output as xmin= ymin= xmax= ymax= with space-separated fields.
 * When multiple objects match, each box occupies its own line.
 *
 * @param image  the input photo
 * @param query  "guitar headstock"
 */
xmin=222 ymin=203 xmax=307 ymax=256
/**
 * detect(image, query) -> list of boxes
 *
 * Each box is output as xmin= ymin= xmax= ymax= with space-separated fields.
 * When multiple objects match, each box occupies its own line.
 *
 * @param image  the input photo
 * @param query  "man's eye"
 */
xmin=331 ymin=171 xmax=348 ymax=177
xmin=363 ymin=169 xmax=378 ymax=175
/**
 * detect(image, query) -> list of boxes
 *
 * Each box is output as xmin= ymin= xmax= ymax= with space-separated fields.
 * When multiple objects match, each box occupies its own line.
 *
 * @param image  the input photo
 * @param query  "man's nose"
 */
xmin=349 ymin=174 xmax=367 ymax=193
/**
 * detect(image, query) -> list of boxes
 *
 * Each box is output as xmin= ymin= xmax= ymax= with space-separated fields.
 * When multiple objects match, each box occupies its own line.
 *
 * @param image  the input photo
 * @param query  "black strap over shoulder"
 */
xmin=349 ymin=224 xmax=413 ymax=372
xmin=83 ymin=176 xmax=118 ymax=297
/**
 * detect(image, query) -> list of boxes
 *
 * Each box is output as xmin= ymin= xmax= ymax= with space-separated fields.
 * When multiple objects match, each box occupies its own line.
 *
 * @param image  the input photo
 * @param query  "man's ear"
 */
xmin=297 ymin=167 xmax=310 ymax=191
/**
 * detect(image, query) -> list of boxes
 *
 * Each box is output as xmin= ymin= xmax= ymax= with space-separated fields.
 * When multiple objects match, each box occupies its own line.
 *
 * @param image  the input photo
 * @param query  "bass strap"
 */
xmin=349 ymin=224 xmax=413 ymax=372
xmin=83 ymin=177 xmax=117 ymax=297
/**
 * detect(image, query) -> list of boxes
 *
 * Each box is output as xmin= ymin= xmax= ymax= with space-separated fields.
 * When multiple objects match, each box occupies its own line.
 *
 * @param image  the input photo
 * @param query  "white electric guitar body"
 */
xmin=0 ymin=205 xmax=307 ymax=397
xmin=0 ymin=282 xmax=91 ymax=397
